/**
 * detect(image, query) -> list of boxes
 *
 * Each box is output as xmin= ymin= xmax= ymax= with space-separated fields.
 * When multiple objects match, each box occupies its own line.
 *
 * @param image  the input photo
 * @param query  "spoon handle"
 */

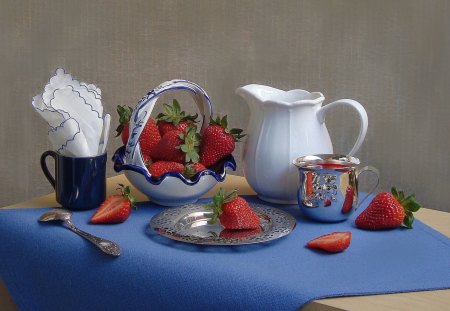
xmin=64 ymin=219 xmax=121 ymax=256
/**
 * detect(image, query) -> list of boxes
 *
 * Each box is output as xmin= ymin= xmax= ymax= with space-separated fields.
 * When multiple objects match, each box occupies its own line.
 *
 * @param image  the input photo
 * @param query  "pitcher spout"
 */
xmin=236 ymin=84 xmax=285 ymax=105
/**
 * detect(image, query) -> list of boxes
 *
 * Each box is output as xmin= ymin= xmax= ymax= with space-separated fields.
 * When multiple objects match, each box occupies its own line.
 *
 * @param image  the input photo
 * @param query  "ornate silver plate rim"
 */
xmin=149 ymin=202 xmax=296 ymax=246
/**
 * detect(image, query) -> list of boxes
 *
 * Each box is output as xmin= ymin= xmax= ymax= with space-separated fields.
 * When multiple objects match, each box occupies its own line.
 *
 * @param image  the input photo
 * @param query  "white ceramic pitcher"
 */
xmin=236 ymin=84 xmax=368 ymax=204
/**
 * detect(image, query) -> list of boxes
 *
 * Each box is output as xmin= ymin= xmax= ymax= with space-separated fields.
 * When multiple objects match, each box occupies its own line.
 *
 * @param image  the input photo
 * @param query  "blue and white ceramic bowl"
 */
xmin=113 ymin=80 xmax=237 ymax=206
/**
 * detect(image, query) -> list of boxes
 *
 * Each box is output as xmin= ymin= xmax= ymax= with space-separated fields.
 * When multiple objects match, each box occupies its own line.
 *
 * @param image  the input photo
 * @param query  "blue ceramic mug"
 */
xmin=40 ymin=151 xmax=107 ymax=211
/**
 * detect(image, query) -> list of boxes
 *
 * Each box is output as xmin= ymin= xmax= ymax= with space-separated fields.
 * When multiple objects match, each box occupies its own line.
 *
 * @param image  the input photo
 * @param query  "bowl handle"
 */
xmin=125 ymin=80 xmax=213 ymax=167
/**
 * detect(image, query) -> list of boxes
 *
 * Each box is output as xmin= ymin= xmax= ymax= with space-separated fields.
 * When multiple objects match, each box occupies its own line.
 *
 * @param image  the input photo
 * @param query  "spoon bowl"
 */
xmin=39 ymin=209 xmax=121 ymax=256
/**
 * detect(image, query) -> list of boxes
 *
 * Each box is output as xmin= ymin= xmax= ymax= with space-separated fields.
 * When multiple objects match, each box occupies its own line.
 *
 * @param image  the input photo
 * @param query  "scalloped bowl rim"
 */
xmin=112 ymin=146 xmax=237 ymax=186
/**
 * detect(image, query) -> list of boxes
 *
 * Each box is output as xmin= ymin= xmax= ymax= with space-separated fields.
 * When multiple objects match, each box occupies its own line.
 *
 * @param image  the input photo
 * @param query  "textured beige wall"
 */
xmin=1 ymin=0 xmax=449 ymax=212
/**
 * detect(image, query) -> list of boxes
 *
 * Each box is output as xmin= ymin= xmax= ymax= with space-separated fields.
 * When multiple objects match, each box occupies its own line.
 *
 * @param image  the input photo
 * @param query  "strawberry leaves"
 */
xmin=391 ymin=187 xmax=421 ymax=229
xmin=157 ymin=99 xmax=198 ymax=126
xmin=178 ymin=126 xmax=201 ymax=163
xmin=210 ymin=115 xmax=245 ymax=141
xmin=115 ymin=105 xmax=133 ymax=137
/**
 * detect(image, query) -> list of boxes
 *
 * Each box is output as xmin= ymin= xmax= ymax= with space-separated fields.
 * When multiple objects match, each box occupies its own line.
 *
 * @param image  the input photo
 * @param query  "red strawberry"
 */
xmin=91 ymin=184 xmax=136 ymax=224
xmin=183 ymin=162 xmax=207 ymax=179
xmin=115 ymin=105 xmax=161 ymax=154
xmin=149 ymin=161 xmax=184 ymax=178
xmin=355 ymin=187 xmax=421 ymax=230
xmin=199 ymin=116 xmax=245 ymax=167
xmin=219 ymin=228 xmax=262 ymax=239
xmin=306 ymin=232 xmax=351 ymax=253
xmin=205 ymin=189 xmax=261 ymax=230
xmin=156 ymin=99 xmax=198 ymax=136
xmin=341 ymin=186 xmax=354 ymax=214
xmin=150 ymin=127 xmax=201 ymax=164
xmin=305 ymin=172 xmax=314 ymax=199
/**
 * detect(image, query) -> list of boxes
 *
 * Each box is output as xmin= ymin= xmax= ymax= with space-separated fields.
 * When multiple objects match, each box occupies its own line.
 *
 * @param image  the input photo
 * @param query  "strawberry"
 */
xmin=149 ymin=161 xmax=184 ymax=178
xmin=199 ymin=116 xmax=245 ymax=167
xmin=355 ymin=187 xmax=421 ymax=230
xmin=219 ymin=228 xmax=262 ymax=239
xmin=90 ymin=184 xmax=136 ymax=224
xmin=183 ymin=162 xmax=207 ymax=179
xmin=115 ymin=105 xmax=161 ymax=155
xmin=341 ymin=186 xmax=354 ymax=214
xmin=115 ymin=105 xmax=133 ymax=144
xmin=306 ymin=232 xmax=351 ymax=253
xmin=150 ymin=126 xmax=201 ymax=163
xmin=138 ymin=118 xmax=161 ymax=155
xmin=156 ymin=99 xmax=198 ymax=136
xmin=205 ymin=189 xmax=261 ymax=230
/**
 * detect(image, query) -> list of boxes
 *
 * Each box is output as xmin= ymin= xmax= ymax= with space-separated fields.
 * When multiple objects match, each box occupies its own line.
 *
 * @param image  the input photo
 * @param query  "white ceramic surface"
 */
xmin=117 ymin=79 xmax=236 ymax=206
xmin=236 ymin=84 xmax=368 ymax=204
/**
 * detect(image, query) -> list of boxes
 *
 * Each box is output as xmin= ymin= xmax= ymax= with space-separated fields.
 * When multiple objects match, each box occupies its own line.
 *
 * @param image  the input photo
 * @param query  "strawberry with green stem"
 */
xmin=183 ymin=162 xmax=207 ymax=179
xmin=150 ymin=126 xmax=201 ymax=163
xmin=200 ymin=116 xmax=245 ymax=167
xmin=205 ymin=188 xmax=260 ymax=230
xmin=115 ymin=105 xmax=161 ymax=156
xmin=355 ymin=187 xmax=422 ymax=230
xmin=156 ymin=99 xmax=198 ymax=136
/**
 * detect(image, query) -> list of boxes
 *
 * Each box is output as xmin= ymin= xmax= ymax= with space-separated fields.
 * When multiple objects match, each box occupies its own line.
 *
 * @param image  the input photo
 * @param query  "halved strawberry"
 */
xmin=90 ymin=184 xmax=136 ymax=224
xmin=205 ymin=189 xmax=261 ymax=230
xmin=156 ymin=99 xmax=198 ymax=136
xmin=306 ymin=232 xmax=351 ymax=253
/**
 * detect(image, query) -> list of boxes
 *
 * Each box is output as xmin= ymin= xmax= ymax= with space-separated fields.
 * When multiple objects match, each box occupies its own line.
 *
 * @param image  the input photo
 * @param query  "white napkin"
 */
xmin=32 ymin=68 xmax=110 ymax=157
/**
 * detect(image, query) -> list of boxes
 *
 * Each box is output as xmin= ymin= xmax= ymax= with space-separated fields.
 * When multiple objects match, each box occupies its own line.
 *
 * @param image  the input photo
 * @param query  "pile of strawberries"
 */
xmin=116 ymin=100 xmax=244 ymax=179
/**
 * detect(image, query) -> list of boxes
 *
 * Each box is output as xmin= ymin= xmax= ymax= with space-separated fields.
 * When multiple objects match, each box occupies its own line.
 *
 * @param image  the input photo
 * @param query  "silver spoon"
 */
xmin=39 ymin=209 xmax=121 ymax=257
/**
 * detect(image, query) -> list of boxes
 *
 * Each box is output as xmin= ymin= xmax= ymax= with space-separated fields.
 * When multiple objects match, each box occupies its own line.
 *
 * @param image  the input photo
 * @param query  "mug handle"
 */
xmin=355 ymin=165 xmax=380 ymax=209
xmin=316 ymin=99 xmax=368 ymax=156
xmin=40 ymin=150 xmax=58 ymax=189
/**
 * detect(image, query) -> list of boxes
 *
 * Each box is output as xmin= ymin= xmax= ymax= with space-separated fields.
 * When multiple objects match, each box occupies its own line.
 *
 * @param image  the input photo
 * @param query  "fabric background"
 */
xmin=1 ymin=0 xmax=449 ymax=211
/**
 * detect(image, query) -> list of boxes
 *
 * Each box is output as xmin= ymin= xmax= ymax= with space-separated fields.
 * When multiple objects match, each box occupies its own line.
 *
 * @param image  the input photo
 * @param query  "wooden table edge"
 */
xmin=1 ymin=174 xmax=449 ymax=311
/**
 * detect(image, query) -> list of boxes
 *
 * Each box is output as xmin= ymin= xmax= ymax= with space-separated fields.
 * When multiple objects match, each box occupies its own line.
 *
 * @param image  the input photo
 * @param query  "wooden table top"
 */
xmin=1 ymin=174 xmax=449 ymax=311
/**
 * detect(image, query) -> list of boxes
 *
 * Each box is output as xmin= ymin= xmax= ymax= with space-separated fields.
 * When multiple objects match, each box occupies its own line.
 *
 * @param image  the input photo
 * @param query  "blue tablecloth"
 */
xmin=1 ymin=196 xmax=449 ymax=311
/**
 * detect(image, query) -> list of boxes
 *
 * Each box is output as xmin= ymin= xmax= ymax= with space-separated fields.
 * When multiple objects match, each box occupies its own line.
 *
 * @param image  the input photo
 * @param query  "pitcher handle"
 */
xmin=125 ymin=80 xmax=213 ymax=166
xmin=317 ymin=99 xmax=368 ymax=156
xmin=356 ymin=165 xmax=380 ymax=209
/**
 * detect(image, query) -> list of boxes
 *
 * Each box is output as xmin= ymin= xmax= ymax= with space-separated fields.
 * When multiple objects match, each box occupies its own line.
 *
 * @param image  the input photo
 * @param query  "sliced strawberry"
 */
xmin=149 ymin=161 xmax=184 ymax=178
xmin=306 ymin=232 xmax=351 ymax=253
xmin=90 ymin=184 xmax=136 ymax=224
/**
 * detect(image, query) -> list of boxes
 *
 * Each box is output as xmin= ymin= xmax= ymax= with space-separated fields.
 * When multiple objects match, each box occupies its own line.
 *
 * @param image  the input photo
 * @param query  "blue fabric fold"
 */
xmin=1 ymin=196 xmax=449 ymax=311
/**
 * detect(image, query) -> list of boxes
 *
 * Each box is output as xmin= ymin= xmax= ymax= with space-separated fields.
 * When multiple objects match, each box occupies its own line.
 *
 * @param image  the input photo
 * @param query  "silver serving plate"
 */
xmin=150 ymin=203 xmax=296 ymax=245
